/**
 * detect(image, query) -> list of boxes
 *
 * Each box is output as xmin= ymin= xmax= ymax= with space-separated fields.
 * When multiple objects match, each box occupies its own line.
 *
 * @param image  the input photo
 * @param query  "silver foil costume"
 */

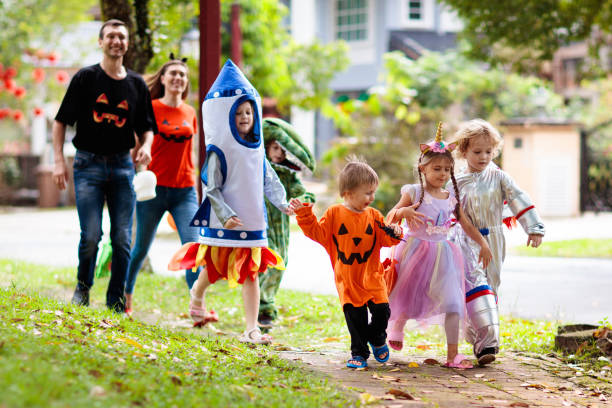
xmin=449 ymin=162 xmax=545 ymax=355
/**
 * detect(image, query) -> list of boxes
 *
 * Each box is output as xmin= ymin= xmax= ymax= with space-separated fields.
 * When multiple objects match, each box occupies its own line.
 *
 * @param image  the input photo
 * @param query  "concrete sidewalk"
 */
xmin=1 ymin=207 xmax=611 ymax=323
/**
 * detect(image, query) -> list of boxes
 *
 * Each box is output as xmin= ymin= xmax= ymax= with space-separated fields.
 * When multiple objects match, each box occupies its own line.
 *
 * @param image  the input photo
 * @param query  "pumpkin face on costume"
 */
xmin=332 ymin=222 xmax=376 ymax=265
xmin=92 ymin=93 xmax=128 ymax=128
xmin=160 ymin=118 xmax=193 ymax=143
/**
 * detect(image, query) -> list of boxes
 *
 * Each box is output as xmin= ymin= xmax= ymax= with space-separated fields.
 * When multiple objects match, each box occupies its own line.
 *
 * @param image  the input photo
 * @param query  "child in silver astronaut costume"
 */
xmin=449 ymin=119 xmax=545 ymax=366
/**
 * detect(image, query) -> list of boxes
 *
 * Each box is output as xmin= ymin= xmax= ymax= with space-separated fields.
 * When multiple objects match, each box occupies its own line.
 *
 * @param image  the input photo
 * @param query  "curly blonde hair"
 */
xmin=452 ymin=119 xmax=503 ymax=159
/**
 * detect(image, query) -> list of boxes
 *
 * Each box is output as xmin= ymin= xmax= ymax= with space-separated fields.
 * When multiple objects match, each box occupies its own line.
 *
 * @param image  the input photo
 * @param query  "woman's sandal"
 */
xmin=442 ymin=354 xmax=474 ymax=369
xmin=346 ymin=356 xmax=368 ymax=369
xmin=369 ymin=343 xmax=390 ymax=363
xmin=238 ymin=327 xmax=272 ymax=345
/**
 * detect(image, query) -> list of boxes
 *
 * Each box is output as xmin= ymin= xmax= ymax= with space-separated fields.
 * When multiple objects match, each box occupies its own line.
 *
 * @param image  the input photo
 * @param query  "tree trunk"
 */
xmin=100 ymin=0 xmax=153 ymax=73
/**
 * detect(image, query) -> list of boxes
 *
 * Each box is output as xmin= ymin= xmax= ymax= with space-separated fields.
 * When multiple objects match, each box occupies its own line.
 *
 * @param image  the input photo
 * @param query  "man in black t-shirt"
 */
xmin=52 ymin=19 xmax=157 ymax=313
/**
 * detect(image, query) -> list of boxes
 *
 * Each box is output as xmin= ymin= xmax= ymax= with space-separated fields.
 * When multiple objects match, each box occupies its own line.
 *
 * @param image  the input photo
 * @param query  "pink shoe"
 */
xmin=443 ymin=354 xmax=474 ymax=369
xmin=189 ymin=289 xmax=218 ymax=327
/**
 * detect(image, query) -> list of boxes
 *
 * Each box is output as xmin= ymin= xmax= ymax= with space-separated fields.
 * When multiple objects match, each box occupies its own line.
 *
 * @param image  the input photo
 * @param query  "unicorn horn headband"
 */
xmin=420 ymin=122 xmax=456 ymax=153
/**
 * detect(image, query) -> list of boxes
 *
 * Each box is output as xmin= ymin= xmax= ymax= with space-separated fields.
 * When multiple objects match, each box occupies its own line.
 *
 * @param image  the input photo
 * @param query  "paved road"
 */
xmin=0 ymin=207 xmax=610 ymax=324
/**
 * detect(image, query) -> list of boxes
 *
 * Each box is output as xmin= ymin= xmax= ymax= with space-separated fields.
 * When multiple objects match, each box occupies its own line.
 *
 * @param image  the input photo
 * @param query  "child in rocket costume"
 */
xmin=169 ymin=60 xmax=290 ymax=344
xmin=449 ymin=119 xmax=545 ymax=365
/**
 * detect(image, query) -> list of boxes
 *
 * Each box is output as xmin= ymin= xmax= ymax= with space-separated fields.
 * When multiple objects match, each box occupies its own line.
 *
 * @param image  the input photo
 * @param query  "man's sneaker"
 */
xmin=107 ymin=297 xmax=126 ymax=314
xmin=476 ymin=347 xmax=496 ymax=366
xmin=71 ymin=288 xmax=90 ymax=306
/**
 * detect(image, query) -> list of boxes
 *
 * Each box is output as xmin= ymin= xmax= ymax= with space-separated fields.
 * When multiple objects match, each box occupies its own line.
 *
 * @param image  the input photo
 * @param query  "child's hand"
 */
xmin=400 ymin=203 xmax=427 ymax=228
xmin=281 ymin=204 xmax=294 ymax=216
xmin=391 ymin=223 xmax=403 ymax=238
xmin=289 ymin=198 xmax=305 ymax=212
xmin=478 ymin=242 xmax=493 ymax=269
xmin=224 ymin=216 xmax=243 ymax=229
xmin=526 ymin=234 xmax=543 ymax=248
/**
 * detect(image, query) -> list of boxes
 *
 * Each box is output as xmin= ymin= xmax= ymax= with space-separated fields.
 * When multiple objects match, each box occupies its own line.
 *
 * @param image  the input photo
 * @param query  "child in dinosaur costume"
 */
xmin=258 ymin=118 xmax=316 ymax=328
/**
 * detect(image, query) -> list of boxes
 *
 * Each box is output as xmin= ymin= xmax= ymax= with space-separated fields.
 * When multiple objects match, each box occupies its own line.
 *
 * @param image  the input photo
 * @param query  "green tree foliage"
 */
xmin=0 ymin=0 xmax=96 ymax=65
xmin=440 ymin=0 xmax=612 ymax=74
xmin=323 ymin=51 xmax=566 ymax=213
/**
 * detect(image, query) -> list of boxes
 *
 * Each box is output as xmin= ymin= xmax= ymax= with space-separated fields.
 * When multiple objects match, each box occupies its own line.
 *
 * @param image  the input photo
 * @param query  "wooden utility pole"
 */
xmin=197 ymin=0 xmax=221 ymax=199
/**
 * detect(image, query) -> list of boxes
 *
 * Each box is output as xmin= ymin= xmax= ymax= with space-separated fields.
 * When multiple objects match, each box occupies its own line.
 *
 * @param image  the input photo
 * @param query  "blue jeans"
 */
xmin=125 ymin=186 xmax=201 ymax=294
xmin=73 ymin=150 xmax=135 ymax=310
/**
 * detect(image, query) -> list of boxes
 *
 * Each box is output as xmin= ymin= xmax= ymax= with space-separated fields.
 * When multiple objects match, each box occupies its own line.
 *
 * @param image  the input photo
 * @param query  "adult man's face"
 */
xmin=99 ymin=25 xmax=129 ymax=59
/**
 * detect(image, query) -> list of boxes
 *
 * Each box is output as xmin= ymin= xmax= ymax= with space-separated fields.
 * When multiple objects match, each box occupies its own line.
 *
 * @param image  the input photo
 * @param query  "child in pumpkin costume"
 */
xmin=169 ymin=60 xmax=290 ymax=344
xmin=258 ymin=118 xmax=316 ymax=328
xmin=289 ymin=158 xmax=402 ymax=368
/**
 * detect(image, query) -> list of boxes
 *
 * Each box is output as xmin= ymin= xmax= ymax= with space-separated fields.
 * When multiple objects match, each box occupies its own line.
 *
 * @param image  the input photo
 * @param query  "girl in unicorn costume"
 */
xmin=449 ymin=119 xmax=545 ymax=365
xmin=169 ymin=60 xmax=290 ymax=344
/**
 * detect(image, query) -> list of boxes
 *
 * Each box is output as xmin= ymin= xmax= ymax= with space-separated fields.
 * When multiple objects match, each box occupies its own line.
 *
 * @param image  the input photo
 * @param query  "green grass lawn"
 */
xmin=0 ymin=258 xmax=563 ymax=407
xmin=512 ymin=238 xmax=612 ymax=258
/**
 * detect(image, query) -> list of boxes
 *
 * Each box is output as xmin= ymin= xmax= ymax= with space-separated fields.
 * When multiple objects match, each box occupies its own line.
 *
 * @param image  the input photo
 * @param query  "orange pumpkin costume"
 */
xmin=295 ymin=204 xmax=401 ymax=306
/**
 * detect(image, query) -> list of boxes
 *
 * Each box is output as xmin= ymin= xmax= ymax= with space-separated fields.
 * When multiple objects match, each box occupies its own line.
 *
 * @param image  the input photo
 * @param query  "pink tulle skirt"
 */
xmin=388 ymin=236 xmax=466 ymax=328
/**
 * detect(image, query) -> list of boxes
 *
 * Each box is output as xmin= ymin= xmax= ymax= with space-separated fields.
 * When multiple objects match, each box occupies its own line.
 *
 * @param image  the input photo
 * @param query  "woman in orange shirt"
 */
xmin=125 ymin=56 xmax=201 ymax=315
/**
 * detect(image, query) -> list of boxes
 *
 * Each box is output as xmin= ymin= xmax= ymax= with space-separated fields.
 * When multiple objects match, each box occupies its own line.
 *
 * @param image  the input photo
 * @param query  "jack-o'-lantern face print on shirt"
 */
xmin=332 ymin=220 xmax=377 ymax=265
xmin=92 ymin=93 xmax=128 ymax=128
xmin=159 ymin=118 xmax=193 ymax=143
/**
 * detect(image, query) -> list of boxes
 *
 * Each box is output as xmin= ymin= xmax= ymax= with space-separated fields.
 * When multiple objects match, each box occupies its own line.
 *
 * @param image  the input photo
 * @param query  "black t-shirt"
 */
xmin=55 ymin=64 xmax=157 ymax=155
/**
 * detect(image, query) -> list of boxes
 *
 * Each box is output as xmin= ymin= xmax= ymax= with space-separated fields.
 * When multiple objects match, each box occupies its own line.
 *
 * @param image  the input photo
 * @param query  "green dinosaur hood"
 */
xmin=263 ymin=117 xmax=316 ymax=175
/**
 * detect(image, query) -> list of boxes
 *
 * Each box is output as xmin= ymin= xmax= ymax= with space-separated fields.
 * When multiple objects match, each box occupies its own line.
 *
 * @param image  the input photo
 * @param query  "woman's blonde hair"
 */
xmin=452 ymin=119 xmax=503 ymax=159
xmin=338 ymin=155 xmax=379 ymax=196
xmin=145 ymin=59 xmax=190 ymax=100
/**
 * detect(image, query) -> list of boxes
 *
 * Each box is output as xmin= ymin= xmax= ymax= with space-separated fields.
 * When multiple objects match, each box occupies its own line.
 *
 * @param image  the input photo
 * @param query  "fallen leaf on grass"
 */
xmin=10 ymin=318 xmax=24 ymax=323
xmin=423 ymin=358 xmax=439 ymax=365
xmin=520 ymin=383 xmax=545 ymax=389
xmin=474 ymin=373 xmax=485 ymax=378
xmin=509 ymin=402 xmax=529 ymax=407
xmin=416 ymin=344 xmax=431 ymax=351
xmin=89 ymin=369 xmax=103 ymax=378
xmin=389 ymin=367 xmax=401 ymax=372
xmin=170 ymin=375 xmax=182 ymax=385
xmin=323 ymin=337 xmax=341 ymax=342
xmin=99 ymin=319 xmax=114 ymax=329
xmin=408 ymin=362 xmax=419 ymax=368
xmin=116 ymin=337 xmax=143 ymax=348
xmin=387 ymin=388 xmax=415 ymax=400
xmin=561 ymin=400 xmax=572 ymax=406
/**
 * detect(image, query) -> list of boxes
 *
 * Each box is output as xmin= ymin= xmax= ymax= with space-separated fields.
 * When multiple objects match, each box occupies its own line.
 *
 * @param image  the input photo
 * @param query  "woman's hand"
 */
xmin=224 ymin=216 xmax=243 ymax=229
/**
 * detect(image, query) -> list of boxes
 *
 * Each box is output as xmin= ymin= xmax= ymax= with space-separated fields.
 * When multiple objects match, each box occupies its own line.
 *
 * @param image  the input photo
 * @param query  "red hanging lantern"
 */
xmin=33 ymin=107 xmax=44 ymax=117
xmin=56 ymin=70 xmax=69 ymax=84
xmin=32 ymin=68 xmax=45 ymax=83
xmin=14 ymin=86 xmax=26 ymax=99
xmin=12 ymin=110 xmax=23 ymax=122
xmin=4 ymin=67 xmax=17 ymax=79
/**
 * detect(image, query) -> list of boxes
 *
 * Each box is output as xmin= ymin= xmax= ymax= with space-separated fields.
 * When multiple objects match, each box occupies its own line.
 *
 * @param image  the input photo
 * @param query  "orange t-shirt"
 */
xmin=295 ymin=204 xmax=400 ymax=307
xmin=147 ymin=99 xmax=197 ymax=188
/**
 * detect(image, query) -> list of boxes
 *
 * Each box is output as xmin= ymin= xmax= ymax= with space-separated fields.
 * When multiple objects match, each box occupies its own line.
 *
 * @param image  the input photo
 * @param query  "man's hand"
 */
xmin=52 ymin=160 xmax=69 ymax=191
xmin=224 ymin=216 xmax=243 ymax=229
xmin=134 ymin=144 xmax=152 ymax=167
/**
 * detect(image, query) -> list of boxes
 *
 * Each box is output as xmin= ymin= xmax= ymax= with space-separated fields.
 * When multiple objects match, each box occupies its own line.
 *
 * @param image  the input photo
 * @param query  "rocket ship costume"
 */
xmin=450 ymin=162 xmax=545 ymax=361
xmin=169 ymin=60 xmax=287 ymax=287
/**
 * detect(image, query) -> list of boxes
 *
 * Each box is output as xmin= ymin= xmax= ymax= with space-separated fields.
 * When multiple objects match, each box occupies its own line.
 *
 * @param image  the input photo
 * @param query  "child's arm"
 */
xmin=205 ymin=152 xmax=242 ymax=228
xmin=263 ymin=159 xmax=292 ymax=215
xmin=456 ymin=207 xmax=493 ymax=268
xmin=500 ymin=170 xmax=545 ymax=248
xmin=374 ymin=213 xmax=402 ymax=247
xmin=290 ymin=198 xmax=331 ymax=246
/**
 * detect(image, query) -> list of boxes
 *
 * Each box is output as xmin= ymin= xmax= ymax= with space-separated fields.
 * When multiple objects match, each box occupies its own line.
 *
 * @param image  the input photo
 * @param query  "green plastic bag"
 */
xmin=95 ymin=240 xmax=112 ymax=278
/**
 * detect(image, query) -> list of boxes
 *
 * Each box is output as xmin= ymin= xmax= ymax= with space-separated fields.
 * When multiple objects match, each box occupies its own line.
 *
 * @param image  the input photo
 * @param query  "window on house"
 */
xmin=336 ymin=0 xmax=368 ymax=42
xmin=408 ymin=0 xmax=422 ymax=20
